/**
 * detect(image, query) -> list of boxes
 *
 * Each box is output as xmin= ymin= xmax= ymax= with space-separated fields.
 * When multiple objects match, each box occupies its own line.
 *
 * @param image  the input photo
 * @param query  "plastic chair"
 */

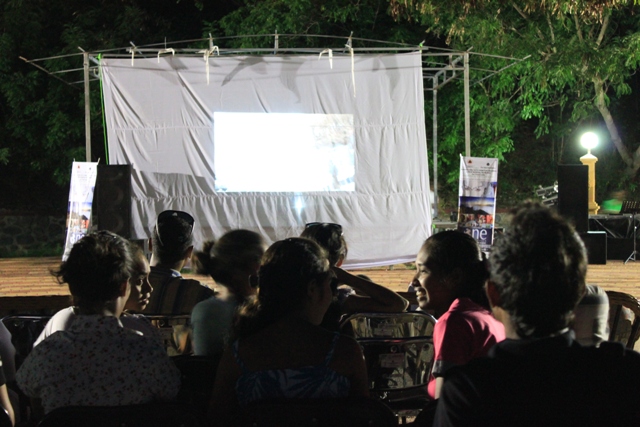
xmin=37 ymin=402 xmax=201 ymax=427
xmin=0 ymin=408 xmax=11 ymax=427
xmin=340 ymin=312 xmax=437 ymax=420
xmin=145 ymin=315 xmax=192 ymax=355
xmin=171 ymin=355 xmax=220 ymax=421
xmin=235 ymin=396 xmax=397 ymax=427
xmin=1 ymin=316 xmax=52 ymax=367
xmin=606 ymin=290 xmax=640 ymax=349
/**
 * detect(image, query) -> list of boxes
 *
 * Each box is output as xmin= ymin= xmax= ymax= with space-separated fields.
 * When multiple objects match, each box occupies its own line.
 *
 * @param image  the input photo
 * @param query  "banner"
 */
xmin=63 ymin=161 xmax=98 ymax=260
xmin=457 ymin=156 xmax=499 ymax=253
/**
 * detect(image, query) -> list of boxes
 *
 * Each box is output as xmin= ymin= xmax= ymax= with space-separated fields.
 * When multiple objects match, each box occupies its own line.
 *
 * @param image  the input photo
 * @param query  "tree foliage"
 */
xmin=390 ymin=0 xmax=640 ymax=178
xmin=2 ymin=0 xmax=639 ymax=213
xmin=209 ymin=0 xmax=428 ymax=48
xmin=0 ymin=0 xmax=225 ymax=211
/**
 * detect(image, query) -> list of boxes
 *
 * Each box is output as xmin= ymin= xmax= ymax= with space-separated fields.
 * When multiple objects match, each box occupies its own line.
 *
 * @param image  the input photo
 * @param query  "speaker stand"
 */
xmin=625 ymin=213 xmax=638 ymax=264
xmin=621 ymin=201 xmax=640 ymax=264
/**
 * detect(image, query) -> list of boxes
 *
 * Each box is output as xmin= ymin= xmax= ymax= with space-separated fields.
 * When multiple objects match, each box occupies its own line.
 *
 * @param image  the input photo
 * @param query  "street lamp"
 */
xmin=580 ymin=131 xmax=599 ymax=215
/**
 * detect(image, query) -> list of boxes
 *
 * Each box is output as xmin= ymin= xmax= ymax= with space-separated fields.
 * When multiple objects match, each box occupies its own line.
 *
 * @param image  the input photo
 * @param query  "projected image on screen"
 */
xmin=214 ymin=112 xmax=355 ymax=192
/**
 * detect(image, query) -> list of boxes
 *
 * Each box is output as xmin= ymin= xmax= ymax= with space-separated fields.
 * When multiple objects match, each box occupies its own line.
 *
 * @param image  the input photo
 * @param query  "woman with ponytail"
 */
xmin=191 ymin=229 xmax=266 ymax=357
xmin=413 ymin=230 xmax=505 ymax=399
xmin=208 ymin=238 xmax=368 ymax=425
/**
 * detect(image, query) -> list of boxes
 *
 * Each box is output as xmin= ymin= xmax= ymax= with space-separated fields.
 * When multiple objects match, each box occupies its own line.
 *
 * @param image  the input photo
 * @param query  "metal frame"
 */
xmin=20 ymin=34 xmax=528 ymax=220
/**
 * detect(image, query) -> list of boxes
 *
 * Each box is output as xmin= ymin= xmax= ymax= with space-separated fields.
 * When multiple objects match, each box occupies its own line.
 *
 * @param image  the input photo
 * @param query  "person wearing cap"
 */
xmin=144 ymin=210 xmax=215 ymax=315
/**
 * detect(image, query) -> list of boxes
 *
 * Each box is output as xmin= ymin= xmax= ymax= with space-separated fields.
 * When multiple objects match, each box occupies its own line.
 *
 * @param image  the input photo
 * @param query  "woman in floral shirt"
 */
xmin=16 ymin=231 xmax=180 ymax=415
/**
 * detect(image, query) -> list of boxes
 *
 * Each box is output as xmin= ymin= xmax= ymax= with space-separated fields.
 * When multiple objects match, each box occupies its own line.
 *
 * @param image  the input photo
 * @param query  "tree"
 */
xmin=0 ymin=0 xmax=229 ymax=211
xmin=211 ymin=0 xmax=429 ymax=49
xmin=390 ymin=0 xmax=640 ymax=176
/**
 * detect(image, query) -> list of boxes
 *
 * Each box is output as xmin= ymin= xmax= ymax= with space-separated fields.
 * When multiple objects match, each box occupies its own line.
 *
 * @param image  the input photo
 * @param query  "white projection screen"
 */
xmin=100 ymin=52 xmax=431 ymax=268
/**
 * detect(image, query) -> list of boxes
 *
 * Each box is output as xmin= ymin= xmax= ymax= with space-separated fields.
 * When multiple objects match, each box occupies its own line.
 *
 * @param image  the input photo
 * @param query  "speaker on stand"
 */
xmin=557 ymin=165 xmax=589 ymax=233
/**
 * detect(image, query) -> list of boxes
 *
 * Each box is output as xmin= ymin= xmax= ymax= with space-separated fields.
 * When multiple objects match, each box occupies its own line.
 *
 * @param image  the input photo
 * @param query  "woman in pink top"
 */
xmin=413 ymin=230 xmax=505 ymax=399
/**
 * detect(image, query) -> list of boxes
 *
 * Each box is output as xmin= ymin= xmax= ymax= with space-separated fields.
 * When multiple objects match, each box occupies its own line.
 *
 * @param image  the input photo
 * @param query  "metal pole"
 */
xmin=83 ymin=52 xmax=91 ymax=162
xmin=432 ymin=76 xmax=439 ymax=220
xmin=464 ymin=52 xmax=470 ymax=157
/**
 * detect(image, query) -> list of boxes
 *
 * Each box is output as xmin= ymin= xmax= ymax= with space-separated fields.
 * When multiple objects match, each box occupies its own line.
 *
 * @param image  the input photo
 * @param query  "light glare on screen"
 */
xmin=213 ymin=112 xmax=355 ymax=192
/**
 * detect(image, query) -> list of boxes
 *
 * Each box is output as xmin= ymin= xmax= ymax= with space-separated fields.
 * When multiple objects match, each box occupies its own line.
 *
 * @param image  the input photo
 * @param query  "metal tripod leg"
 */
xmin=625 ymin=214 xmax=638 ymax=264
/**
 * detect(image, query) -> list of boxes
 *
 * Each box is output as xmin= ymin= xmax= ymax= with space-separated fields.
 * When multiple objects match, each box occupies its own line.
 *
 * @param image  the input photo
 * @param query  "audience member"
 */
xmin=301 ymin=222 xmax=408 ymax=330
xmin=572 ymin=284 xmax=609 ymax=346
xmin=16 ymin=231 xmax=180 ymax=415
xmin=33 ymin=243 xmax=160 ymax=346
xmin=0 ymin=356 xmax=15 ymax=426
xmin=209 ymin=238 xmax=368 ymax=426
xmin=0 ymin=324 xmax=17 ymax=425
xmin=0 ymin=325 xmax=15 ymax=385
xmin=434 ymin=202 xmax=640 ymax=426
xmin=144 ymin=210 xmax=214 ymax=314
xmin=414 ymin=230 xmax=504 ymax=399
xmin=191 ymin=229 xmax=266 ymax=357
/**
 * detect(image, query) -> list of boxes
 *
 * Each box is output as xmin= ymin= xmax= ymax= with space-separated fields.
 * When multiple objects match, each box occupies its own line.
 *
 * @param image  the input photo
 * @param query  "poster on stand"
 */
xmin=62 ymin=161 xmax=98 ymax=260
xmin=457 ymin=156 xmax=499 ymax=253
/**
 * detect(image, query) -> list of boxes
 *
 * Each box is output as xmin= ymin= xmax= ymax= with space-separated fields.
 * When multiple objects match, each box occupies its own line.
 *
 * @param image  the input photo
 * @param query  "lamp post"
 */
xmin=580 ymin=132 xmax=599 ymax=215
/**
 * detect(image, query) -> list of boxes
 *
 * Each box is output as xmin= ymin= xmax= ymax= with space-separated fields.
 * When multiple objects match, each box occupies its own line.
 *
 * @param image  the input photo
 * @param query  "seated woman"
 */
xmin=33 ymin=243 xmax=159 ymax=346
xmin=208 ymin=238 xmax=368 ymax=425
xmin=301 ymin=222 xmax=408 ymax=330
xmin=414 ymin=230 xmax=505 ymax=399
xmin=16 ymin=231 xmax=180 ymax=415
xmin=191 ymin=229 xmax=266 ymax=357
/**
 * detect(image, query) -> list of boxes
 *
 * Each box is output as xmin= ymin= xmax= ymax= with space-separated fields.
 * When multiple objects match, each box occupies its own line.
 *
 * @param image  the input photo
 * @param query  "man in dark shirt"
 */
xmin=434 ymin=202 xmax=640 ymax=426
xmin=144 ymin=210 xmax=215 ymax=315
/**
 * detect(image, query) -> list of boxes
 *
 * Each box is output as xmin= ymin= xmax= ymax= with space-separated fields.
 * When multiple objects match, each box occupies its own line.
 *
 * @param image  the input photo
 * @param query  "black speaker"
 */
xmin=579 ymin=231 xmax=607 ymax=265
xmin=95 ymin=164 xmax=132 ymax=238
xmin=557 ymin=165 xmax=588 ymax=233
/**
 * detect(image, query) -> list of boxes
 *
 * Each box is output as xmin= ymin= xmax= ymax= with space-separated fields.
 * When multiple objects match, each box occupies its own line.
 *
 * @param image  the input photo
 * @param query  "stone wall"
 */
xmin=0 ymin=214 xmax=66 ymax=256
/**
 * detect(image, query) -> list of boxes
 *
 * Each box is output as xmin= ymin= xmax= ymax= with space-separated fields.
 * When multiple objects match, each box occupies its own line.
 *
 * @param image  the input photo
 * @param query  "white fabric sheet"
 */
xmin=100 ymin=52 xmax=431 ymax=268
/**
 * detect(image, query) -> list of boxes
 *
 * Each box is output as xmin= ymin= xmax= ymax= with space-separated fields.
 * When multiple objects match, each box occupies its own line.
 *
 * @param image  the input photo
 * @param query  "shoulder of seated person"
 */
xmin=189 ymin=279 xmax=216 ymax=293
xmin=335 ymin=334 xmax=362 ymax=353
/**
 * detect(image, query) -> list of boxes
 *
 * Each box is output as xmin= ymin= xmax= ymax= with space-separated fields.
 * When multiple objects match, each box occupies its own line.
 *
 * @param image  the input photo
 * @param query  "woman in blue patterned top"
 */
xmin=208 ymin=238 xmax=368 ymax=425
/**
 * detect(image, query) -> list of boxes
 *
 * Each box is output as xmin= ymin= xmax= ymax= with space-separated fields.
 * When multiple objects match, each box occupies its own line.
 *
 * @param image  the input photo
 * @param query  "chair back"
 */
xmin=235 ymin=397 xmax=396 ymax=427
xmin=1 ymin=315 xmax=51 ymax=368
xmin=606 ymin=291 xmax=640 ymax=349
xmin=172 ymin=355 xmax=221 ymax=420
xmin=342 ymin=311 xmax=436 ymax=339
xmin=145 ymin=315 xmax=192 ymax=355
xmin=339 ymin=312 xmax=436 ymax=417
xmin=37 ymin=402 xmax=200 ymax=427
xmin=0 ymin=408 xmax=11 ymax=427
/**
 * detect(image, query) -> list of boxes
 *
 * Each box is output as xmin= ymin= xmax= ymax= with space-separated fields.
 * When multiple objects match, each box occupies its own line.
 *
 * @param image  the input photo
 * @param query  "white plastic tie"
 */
xmin=346 ymin=43 xmax=356 ymax=97
xmin=318 ymin=49 xmax=333 ymax=69
xmin=157 ymin=48 xmax=175 ymax=63
xmin=198 ymin=45 xmax=220 ymax=85
xmin=129 ymin=43 xmax=137 ymax=67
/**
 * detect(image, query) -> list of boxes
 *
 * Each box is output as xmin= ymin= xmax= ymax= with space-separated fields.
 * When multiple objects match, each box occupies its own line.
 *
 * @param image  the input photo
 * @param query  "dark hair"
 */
xmin=300 ymin=223 xmax=347 ymax=266
xmin=421 ymin=230 xmax=490 ymax=308
xmin=234 ymin=238 xmax=329 ymax=338
xmin=128 ymin=242 xmax=148 ymax=280
xmin=55 ymin=231 xmax=134 ymax=304
xmin=152 ymin=214 xmax=193 ymax=265
xmin=193 ymin=229 xmax=265 ymax=284
xmin=489 ymin=201 xmax=587 ymax=338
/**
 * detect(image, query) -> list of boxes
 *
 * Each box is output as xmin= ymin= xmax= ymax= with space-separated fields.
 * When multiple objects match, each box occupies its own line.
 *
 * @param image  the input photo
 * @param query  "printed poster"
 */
xmin=457 ymin=156 xmax=498 ymax=253
xmin=62 ymin=161 xmax=98 ymax=260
